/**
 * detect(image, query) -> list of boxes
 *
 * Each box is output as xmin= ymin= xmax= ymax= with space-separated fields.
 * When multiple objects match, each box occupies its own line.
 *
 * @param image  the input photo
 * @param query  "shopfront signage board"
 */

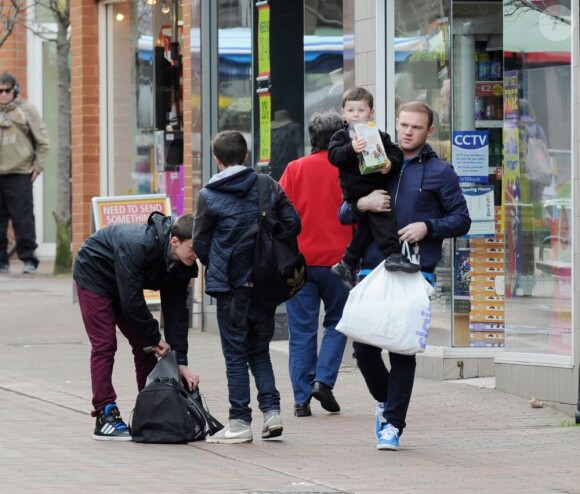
xmin=453 ymin=130 xmax=489 ymax=183
xmin=91 ymin=194 xmax=172 ymax=306
xmin=91 ymin=194 xmax=171 ymax=230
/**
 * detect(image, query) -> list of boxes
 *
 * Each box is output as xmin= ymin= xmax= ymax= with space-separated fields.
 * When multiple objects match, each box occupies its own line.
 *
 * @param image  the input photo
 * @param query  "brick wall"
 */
xmin=0 ymin=13 xmax=27 ymax=95
xmin=0 ymin=10 xmax=27 ymax=254
xmin=70 ymin=0 xmax=100 ymax=255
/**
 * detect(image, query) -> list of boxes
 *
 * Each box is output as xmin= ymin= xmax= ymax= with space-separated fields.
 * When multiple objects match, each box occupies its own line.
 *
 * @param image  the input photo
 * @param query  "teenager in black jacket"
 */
xmin=73 ymin=212 xmax=199 ymax=441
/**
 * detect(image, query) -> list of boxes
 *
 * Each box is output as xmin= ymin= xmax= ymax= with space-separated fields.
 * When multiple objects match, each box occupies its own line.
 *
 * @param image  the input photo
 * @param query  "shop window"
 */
xmin=189 ymin=0 xmax=202 ymax=196
xmin=250 ymin=0 xmax=344 ymax=181
xmin=394 ymin=0 xmax=453 ymax=348
xmin=502 ymin=1 xmax=572 ymax=356
xmin=106 ymin=0 xmax=188 ymax=216
xmin=216 ymin=0 xmax=253 ymax=162
xmin=435 ymin=0 xmax=572 ymax=354
xmin=303 ymin=0 xmax=345 ymax=131
xmin=450 ymin=1 xmax=505 ymax=349
xmin=107 ymin=1 xmax=157 ymax=196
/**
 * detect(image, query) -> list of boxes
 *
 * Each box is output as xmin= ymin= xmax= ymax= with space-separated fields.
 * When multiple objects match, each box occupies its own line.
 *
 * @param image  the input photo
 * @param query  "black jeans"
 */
xmin=0 ymin=173 xmax=38 ymax=266
xmin=344 ymin=210 xmax=399 ymax=267
xmin=352 ymin=342 xmax=416 ymax=434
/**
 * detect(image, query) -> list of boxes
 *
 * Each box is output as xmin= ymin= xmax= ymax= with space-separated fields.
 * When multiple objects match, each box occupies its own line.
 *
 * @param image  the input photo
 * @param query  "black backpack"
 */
xmin=232 ymin=174 xmax=307 ymax=309
xmin=130 ymin=378 xmax=223 ymax=444
xmin=130 ymin=378 xmax=198 ymax=444
xmin=129 ymin=351 xmax=223 ymax=444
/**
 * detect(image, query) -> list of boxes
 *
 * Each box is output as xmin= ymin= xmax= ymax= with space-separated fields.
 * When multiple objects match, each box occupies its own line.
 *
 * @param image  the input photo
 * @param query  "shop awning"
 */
xmin=140 ymin=30 xmax=430 ymax=73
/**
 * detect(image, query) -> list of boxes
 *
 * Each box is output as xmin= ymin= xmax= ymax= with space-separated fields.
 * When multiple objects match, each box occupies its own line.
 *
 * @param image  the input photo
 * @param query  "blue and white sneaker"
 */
xmin=375 ymin=402 xmax=387 ymax=439
xmin=377 ymin=423 xmax=399 ymax=451
xmin=93 ymin=403 xmax=132 ymax=441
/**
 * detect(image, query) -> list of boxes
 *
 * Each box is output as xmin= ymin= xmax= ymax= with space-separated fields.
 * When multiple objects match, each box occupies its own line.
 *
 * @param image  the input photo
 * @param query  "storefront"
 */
xmin=72 ymin=0 xmax=347 ymax=332
xmin=376 ymin=0 xmax=576 ymax=415
xmin=70 ymin=0 xmax=578 ymax=417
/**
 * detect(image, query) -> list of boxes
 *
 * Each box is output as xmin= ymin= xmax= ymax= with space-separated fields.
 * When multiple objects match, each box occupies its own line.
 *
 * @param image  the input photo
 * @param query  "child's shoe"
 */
xmin=330 ymin=260 xmax=359 ymax=290
xmin=384 ymin=253 xmax=420 ymax=273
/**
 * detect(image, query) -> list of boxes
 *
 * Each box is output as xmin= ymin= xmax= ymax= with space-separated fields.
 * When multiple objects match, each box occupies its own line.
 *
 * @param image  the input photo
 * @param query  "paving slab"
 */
xmin=1 ymin=270 xmax=579 ymax=493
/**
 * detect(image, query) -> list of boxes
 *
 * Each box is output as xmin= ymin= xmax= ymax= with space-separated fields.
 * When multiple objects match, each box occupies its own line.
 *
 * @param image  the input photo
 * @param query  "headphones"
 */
xmin=0 ymin=73 xmax=19 ymax=96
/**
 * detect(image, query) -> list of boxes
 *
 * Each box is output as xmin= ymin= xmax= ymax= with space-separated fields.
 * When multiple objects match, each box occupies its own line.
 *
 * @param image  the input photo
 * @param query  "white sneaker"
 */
xmin=261 ymin=410 xmax=283 ymax=439
xmin=375 ymin=402 xmax=386 ymax=439
xmin=206 ymin=419 xmax=253 ymax=444
xmin=22 ymin=261 xmax=37 ymax=274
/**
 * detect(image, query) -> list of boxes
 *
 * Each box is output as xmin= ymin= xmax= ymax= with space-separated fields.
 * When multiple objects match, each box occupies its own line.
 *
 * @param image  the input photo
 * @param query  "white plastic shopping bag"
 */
xmin=336 ymin=264 xmax=434 ymax=355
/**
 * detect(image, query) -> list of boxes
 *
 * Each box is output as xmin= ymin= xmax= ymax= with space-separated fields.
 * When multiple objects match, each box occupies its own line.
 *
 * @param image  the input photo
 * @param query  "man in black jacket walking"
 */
xmin=73 ymin=212 xmax=199 ymax=441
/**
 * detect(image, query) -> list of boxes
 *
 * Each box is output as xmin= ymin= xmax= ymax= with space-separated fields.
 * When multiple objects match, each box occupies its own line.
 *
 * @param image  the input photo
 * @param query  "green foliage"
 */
xmin=52 ymin=199 xmax=72 ymax=275
xmin=409 ymin=50 xmax=439 ymax=61
xmin=561 ymin=420 xmax=580 ymax=427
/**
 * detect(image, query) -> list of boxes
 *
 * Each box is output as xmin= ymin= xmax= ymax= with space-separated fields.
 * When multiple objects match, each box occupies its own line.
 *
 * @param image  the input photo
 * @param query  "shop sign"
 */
xmin=91 ymin=194 xmax=171 ymax=230
xmin=503 ymin=71 xmax=520 ymax=122
xmin=257 ymin=3 xmax=271 ymax=78
xmin=453 ymin=130 xmax=489 ymax=183
xmin=91 ymin=194 xmax=172 ymax=307
xmin=461 ymin=185 xmax=495 ymax=238
xmin=258 ymin=91 xmax=272 ymax=164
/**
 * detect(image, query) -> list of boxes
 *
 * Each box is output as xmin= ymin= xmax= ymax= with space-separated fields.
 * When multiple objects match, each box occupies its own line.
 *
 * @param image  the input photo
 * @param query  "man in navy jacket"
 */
xmin=340 ymin=101 xmax=471 ymax=451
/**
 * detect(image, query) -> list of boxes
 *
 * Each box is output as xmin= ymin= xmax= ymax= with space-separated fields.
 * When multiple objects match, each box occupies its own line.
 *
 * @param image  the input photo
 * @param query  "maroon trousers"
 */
xmin=76 ymin=284 xmax=157 ymax=415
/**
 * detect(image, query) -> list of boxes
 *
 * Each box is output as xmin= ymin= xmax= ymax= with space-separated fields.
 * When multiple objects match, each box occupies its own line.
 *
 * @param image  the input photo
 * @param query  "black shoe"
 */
xmin=0 ymin=263 xmax=9 ymax=274
xmin=311 ymin=382 xmax=340 ymax=413
xmin=384 ymin=253 xmax=420 ymax=273
xmin=330 ymin=260 xmax=358 ymax=290
xmin=294 ymin=403 xmax=312 ymax=417
xmin=93 ymin=403 xmax=132 ymax=441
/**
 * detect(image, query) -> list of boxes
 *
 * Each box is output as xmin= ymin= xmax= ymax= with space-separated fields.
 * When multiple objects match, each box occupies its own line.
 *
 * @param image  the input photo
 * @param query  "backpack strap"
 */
xmin=226 ymin=173 xmax=271 ymax=290
xmin=256 ymin=174 xmax=275 ymax=218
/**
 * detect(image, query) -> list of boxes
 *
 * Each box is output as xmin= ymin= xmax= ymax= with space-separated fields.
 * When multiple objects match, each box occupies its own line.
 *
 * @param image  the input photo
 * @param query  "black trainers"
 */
xmin=384 ymin=253 xmax=421 ymax=273
xmin=330 ymin=260 xmax=358 ymax=290
xmin=93 ymin=403 xmax=132 ymax=441
xmin=0 ymin=263 xmax=9 ymax=274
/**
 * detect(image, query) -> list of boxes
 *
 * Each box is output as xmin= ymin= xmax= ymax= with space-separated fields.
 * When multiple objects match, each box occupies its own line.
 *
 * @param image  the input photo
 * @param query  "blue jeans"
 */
xmin=285 ymin=266 xmax=349 ymax=404
xmin=216 ymin=287 xmax=280 ymax=423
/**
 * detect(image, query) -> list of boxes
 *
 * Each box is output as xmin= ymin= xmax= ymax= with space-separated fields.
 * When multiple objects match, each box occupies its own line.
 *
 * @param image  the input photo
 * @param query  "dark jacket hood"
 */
xmin=206 ymin=165 xmax=257 ymax=197
xmin=148 ymin=211 xmax=172 ymax=265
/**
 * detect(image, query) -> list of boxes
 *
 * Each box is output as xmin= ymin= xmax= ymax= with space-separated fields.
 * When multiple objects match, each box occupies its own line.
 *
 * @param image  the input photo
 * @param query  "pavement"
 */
xmin=1 ymin=258 xmax=580 ymax=494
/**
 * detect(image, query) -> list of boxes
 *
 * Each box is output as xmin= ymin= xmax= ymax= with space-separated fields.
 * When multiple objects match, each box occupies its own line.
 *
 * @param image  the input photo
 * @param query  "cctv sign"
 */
xmin=452 ymin=130 xmax=489 ymax=183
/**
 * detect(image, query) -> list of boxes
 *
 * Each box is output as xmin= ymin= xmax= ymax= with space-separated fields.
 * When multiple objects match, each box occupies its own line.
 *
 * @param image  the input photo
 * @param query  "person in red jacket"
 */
xmin=279 ymin=110 xmax=352 ymax=417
